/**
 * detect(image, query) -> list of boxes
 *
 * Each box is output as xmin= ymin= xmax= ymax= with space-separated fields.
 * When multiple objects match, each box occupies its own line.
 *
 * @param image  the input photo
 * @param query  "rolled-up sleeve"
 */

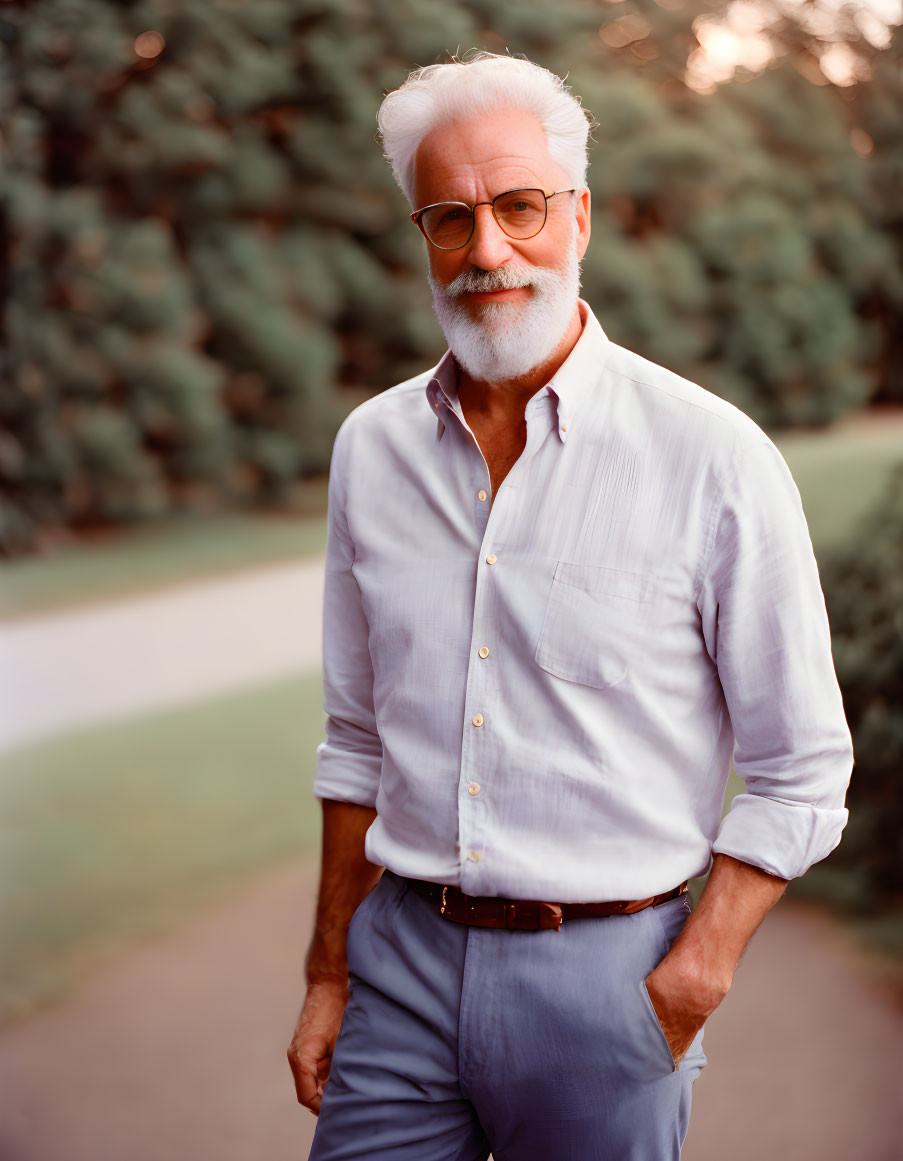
xmin=700 ymin=433 xmax=854 ymax=879
xmin=311 ymin=417 xmax=383 ymax=807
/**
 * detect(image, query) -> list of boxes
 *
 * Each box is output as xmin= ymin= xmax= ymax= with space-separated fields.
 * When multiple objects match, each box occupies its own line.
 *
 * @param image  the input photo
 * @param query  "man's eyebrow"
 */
xmin=434 ymin=186 xmax=537 ymax=201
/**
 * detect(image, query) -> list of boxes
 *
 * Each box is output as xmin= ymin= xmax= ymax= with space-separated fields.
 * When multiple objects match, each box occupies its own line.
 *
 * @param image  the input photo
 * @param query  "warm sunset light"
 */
xmin=687 ymin=10 xmax=773 ymax=90
xmin=684 ymin=0 xmax=902 ymax=92
xmin=134 ymin=30 xmax=165 ymax=59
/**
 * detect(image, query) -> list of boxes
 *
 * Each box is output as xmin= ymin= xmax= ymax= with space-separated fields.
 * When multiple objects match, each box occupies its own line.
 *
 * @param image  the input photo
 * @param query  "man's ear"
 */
xmin=575 ymin=187 xmax=591 ymax=260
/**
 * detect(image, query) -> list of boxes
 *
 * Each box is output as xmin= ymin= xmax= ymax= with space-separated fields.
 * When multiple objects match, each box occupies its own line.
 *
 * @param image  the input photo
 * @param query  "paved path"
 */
xmin=0 ymin=559 xmax=324 ymax=755
xmin=0 ymin=861 xmax=899 ymax=1161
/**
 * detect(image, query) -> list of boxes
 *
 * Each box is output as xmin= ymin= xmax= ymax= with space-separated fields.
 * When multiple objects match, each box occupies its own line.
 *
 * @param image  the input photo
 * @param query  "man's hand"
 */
xmin=287 ymin=979 xmax=350 ymax=1114
xmin=644 ymin=953 xmax=729 ymax=1065
xmin=287 ymin=800 xmax=381 ymax=1113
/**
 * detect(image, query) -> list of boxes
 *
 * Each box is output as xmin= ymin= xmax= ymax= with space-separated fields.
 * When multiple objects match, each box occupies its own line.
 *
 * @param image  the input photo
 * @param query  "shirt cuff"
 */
xmin=312 ymin=741 xmax=380 ymax=809
xmin=713 ymin=792 xmax=850 ymax=880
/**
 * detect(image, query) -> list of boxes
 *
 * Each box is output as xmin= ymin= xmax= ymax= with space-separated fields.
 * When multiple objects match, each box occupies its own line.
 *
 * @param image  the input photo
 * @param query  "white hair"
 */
xmin=377 ymin=51 xmax=595 ymax=205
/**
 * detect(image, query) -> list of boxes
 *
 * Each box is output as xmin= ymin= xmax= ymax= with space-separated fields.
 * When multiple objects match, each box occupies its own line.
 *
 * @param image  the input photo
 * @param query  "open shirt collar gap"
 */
xmin=425 ymin=299 xmax=610 ymax=445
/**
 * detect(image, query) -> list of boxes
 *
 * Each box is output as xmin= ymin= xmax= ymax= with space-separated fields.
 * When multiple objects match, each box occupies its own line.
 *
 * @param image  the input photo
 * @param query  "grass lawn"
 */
xmin=0 ymin=505 xmax=328 ymax=622
xmin=776 ymin=414 xmax=903 ymax=552
xmin=0 ymin=672 xmax=324 ymax=1025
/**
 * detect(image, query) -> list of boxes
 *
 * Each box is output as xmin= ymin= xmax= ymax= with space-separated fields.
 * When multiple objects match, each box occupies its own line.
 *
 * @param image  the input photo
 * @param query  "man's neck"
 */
xmin=456 ymin=302 xmax=586 ymax=427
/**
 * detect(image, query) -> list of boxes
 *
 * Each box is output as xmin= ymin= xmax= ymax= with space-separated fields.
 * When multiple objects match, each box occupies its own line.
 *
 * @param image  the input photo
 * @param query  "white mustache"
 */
xmin=444 ymin=266 xmax=537 ymax=297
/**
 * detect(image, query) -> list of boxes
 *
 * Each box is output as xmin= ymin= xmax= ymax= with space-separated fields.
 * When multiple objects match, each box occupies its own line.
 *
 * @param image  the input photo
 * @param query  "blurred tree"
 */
xmin=572 ymin=12 xmax=894 ymax=428
xmin=1 ymin=0 xmax=901 ymax=551
xmin=849 ymin=25 xmax=903 ymax=404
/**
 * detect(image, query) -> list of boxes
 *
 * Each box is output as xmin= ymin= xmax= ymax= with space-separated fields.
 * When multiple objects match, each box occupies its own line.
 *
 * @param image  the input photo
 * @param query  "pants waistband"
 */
xmin=402 ymin=878 xmax=689 ymax=931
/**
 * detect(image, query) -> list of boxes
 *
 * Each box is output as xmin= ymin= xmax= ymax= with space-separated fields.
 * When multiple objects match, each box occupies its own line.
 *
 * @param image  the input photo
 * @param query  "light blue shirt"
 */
xmin=313 ymin=302 xmax=853 ymax=901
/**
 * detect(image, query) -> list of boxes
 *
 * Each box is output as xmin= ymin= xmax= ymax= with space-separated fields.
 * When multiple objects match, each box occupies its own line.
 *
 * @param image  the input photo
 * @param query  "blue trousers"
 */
xmin=308 ymin=871 xmax=707 ymax=1161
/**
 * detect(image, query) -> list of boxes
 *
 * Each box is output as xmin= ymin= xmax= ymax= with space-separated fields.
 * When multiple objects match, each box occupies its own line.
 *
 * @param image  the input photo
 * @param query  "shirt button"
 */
xmin=478 ymin=489 xmax=487 ymax=502
xmin=468 ymin=849 xmax=482 ymax=861
xmin=472 ymin=713 xmax=484 ymax=727
xmin=467 ymin=782 xmax=481 ymax=796
xmin=478 ymin=646 xmax=489 ymax=659
xmin=485 ymin=554 xmax=497 ymax=565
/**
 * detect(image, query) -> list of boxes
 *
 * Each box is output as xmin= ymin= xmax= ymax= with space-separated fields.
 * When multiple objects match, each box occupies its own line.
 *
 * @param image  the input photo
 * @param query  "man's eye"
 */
xmin=509 ymin=201 xmax=530 ymax=213
xmin=440 ymin=207 xmax=469 ymax=223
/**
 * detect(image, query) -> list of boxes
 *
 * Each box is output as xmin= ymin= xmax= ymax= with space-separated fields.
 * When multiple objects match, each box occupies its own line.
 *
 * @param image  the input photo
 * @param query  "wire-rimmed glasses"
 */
xmin=410 ymin=188 xmax=576 ymax=250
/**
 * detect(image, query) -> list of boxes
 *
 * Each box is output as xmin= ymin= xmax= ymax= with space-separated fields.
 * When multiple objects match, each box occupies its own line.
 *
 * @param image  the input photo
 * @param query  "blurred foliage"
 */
xmin=2 ymin=0 xmax=902 ymax=552
xmin=811 ymin=464 xmax=903 ymax=923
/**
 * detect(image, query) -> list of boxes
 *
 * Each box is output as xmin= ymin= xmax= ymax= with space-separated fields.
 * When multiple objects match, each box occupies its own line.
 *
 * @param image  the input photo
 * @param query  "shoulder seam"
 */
xmin=606 ymin=346 xmax=767 ymax=446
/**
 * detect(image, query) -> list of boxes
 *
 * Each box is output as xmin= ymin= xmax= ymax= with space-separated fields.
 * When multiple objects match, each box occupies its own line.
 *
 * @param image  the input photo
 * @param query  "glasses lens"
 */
xmin=421 ymin=204 xmax=474 ymax=248
xmin=494 ymin=189 xmax=546 ymax=238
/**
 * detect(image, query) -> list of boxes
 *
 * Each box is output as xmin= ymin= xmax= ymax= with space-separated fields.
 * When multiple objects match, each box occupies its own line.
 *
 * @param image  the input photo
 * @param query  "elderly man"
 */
xmin=287 ymin=52 xmax=853 ymax=1161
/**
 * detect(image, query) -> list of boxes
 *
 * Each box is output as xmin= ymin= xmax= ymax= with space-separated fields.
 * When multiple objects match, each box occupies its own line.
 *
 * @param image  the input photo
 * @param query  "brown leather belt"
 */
xmin=403 ymin=878 xmax=689 ymax=932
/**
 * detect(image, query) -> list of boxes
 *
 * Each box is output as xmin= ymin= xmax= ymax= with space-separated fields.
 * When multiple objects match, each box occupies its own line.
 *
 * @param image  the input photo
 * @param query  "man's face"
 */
xmin=412 ymin=109 xmax=591 ymax=384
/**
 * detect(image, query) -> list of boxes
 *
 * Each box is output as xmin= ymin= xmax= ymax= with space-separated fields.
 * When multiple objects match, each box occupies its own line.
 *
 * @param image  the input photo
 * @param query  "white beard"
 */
xmin=428 ymin=229 xmax=581 ymax=385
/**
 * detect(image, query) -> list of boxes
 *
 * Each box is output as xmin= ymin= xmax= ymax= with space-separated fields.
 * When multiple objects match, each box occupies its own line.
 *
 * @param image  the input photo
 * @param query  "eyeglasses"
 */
xmin=410 ymin=188 xmax=576 ymax=250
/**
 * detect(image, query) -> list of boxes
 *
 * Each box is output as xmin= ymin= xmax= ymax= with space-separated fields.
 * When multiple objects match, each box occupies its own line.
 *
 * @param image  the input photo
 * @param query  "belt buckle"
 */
xmin=506 ymin=901 xmax=563 ymax=932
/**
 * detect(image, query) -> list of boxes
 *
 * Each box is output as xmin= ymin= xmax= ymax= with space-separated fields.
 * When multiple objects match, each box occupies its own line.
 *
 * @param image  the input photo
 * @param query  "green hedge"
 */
xmin=810 ymin=465 xmax=903 ymax=924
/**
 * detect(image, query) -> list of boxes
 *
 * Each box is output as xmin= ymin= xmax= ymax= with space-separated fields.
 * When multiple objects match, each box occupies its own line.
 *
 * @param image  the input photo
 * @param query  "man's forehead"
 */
xmin=413 ymin=110 xmax=564 ymax=201
xmin=418 ymin=157 xmax=550 ymax=198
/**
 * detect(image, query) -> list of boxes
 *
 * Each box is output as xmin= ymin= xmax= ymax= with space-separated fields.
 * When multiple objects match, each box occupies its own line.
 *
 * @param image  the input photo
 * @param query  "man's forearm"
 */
xmin=305 ymin=798 xmax=382 ymax=987
xmin=288 ymin=798 xmax=381 ymax=1111
xmin=658 ymin=853 xmax=788 ymax=1008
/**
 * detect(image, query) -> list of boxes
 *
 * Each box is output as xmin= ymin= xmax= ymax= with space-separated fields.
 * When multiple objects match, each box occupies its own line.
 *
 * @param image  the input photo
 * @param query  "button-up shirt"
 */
xmin=312 ymin=302 xmax=853 ymax=901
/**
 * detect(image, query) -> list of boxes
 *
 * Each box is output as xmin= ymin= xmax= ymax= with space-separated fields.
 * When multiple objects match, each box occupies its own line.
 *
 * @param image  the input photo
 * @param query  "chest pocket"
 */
xmin=535 ymin=562 xmax=662 ymax=690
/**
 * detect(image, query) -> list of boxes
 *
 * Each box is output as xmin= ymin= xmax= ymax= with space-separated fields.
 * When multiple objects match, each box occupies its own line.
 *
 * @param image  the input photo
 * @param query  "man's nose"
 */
xmin=463 ymin=204 xmax=515 ymax=270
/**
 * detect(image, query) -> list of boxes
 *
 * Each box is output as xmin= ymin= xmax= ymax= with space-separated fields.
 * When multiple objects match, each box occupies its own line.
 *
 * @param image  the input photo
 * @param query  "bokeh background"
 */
xmin=1 ymin=1 xmax=902 ymax=1158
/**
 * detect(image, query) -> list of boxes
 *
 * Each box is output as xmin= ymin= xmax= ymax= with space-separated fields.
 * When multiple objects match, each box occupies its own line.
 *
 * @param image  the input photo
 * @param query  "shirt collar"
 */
xmin=425 ymin=349 xmax=460 ymax=442
xmin=545 ymin=300 xmax=610 ymax=444
xmin=425 ymin=299 xmax=610 ymax=444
